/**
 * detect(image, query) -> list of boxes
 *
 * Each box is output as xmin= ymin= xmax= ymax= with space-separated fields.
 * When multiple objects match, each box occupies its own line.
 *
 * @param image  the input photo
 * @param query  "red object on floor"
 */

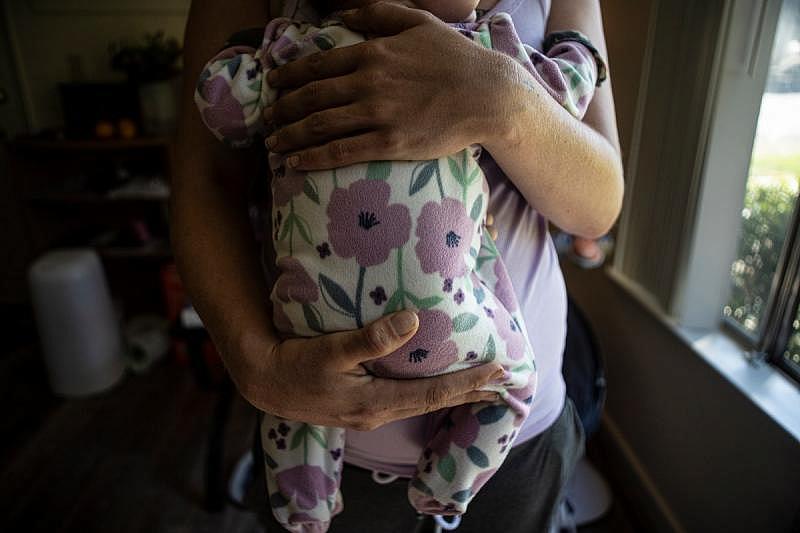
xmin=160 ymin=263 xmax=225 ymax=382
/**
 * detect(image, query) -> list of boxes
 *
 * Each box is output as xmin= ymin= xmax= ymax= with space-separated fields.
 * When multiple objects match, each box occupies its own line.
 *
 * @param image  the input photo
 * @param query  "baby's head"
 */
xmin=313 ymin=0 xmax=480 ymax=23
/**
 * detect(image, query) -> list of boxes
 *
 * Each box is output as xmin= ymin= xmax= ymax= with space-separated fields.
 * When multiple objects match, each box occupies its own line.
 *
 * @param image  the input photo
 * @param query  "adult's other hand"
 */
xmin=264 ymin=1 xmax=515 ymax=170
xmin=245 ymin=309 xmax=503 ymax=431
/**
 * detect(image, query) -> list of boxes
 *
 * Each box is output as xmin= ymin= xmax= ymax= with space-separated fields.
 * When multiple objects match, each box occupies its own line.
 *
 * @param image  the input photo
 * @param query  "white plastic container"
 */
xmin=28 ymin=249 xmax=125 ymax=396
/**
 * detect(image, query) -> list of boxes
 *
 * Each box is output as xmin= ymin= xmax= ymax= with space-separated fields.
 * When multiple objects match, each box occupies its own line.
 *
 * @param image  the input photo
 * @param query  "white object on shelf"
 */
xmin=28 ymin=249 xmax=126 ymax=396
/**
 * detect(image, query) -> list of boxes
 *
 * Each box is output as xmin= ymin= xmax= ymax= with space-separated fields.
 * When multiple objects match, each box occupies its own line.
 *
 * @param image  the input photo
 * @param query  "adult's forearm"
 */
xmin=481 ymin=55 xmax=623 ymax=238
xmin=171 ymin=0 xmax=278 ymax=395
xmin=171 ymin=123 xmax=278 ymax=383
xmin=482 ymin=0 xmax=624 ymax=238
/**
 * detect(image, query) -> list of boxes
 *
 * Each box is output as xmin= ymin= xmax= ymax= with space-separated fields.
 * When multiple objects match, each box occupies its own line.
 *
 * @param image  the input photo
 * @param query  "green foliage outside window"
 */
xmin=724 ymin=154 xmax=800 ymax=334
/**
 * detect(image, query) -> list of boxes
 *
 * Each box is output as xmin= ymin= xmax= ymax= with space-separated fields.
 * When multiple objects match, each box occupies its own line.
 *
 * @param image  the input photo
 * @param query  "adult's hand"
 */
xmin=263 ymin=1 xmax=513 ymax=170
xmin=246 ymin=309 xmax=503 ymax=431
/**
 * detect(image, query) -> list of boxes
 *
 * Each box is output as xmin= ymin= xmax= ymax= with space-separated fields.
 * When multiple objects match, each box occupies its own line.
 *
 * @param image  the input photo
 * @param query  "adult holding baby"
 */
xmin=173 ymin=0 xmax=623 ymax=531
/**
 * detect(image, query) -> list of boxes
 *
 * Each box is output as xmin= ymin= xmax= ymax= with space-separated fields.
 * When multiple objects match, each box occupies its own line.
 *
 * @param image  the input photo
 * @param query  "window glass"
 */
xmin=724 ymin=0 xmax=800 ymax=336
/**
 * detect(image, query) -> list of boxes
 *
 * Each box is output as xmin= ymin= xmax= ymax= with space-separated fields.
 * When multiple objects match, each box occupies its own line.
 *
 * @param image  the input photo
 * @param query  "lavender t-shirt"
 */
xmin=274 ymin=0 xmax=565 ymax=476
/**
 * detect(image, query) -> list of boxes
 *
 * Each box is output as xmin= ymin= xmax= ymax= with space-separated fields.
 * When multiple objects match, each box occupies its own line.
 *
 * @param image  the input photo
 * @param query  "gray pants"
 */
xmin=251 ymin=399 xmax=584 ymax=532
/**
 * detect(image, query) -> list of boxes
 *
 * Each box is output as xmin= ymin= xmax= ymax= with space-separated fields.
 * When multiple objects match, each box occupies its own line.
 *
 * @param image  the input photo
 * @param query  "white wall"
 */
xmin=4 ymin=0 xmax=189 ymax=131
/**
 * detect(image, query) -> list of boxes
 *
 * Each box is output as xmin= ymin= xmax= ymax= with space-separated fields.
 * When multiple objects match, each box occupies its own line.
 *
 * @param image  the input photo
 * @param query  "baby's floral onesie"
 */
xmin=195 ymin=12 xmax=601 ymax=533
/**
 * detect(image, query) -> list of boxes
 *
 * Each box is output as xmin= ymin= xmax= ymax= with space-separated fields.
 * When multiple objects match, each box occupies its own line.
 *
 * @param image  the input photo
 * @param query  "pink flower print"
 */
xmin=471 ymin=468 xmax=497 ymax=494
xmin=415 ymin=198 xmax=476 ymax=279
xmin=369 ymin=309 xmax=457 ymax=378
xmin=493 ymin=310 xmax=526 ymax=361
xmin=274 ymin=257 xmax=319 ymax=304
xmin=505 ymin=374 xmax=536 ymax=419
xmin=275 ymin=465 xmax=337 ymax=510
xmin=449 ymin=407 xmax=480 ymax=449
xmin=327 ymin=180 xmax=411 ymax=267
xmin=198 ymin=76 xmax=248 ymax=141
xmin=493 ymin=258 xmax=518 ymax=312
xmin=271 ymin=162 xmax=306 ymax=207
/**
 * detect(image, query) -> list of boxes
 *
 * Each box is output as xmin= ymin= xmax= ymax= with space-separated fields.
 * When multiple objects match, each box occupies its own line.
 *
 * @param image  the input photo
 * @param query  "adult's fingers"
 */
xmin=266 ymin=104 xmax=372 ymax=154
xmin=316 ymin=310 xmax=420 ymax=370
xmin=284 ymin=130 xmax=396 ymax=170
xmin=340 ymin=1 xmax=436 ymax=36
xmin=267 ymin=42 xmax=367 ymax=89
xmin=373 ymin=363 xmax=504 ymax=415
xmin=268 ymin=75 xmax=356 ymax=126
xmin=346 ymin=389 xmax=501 ymax=431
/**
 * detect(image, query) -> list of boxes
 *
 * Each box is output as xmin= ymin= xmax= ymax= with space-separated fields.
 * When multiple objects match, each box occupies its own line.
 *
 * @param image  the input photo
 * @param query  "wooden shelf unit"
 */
xmin=6 ymin=136 xmax=175 ymax=312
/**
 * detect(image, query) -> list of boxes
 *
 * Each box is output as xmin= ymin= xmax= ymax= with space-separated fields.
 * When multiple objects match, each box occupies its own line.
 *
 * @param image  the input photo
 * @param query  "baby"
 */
xmin=195 ymin=2 xmax=603 ymax=531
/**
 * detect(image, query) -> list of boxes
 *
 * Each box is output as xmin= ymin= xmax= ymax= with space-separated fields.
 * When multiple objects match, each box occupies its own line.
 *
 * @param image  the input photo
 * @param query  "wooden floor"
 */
xmin=0 ymin=337 xmax=639 ymax=533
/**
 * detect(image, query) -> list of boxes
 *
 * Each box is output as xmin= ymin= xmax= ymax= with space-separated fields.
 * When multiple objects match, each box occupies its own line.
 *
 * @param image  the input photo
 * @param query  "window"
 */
xmin=723 ymin=0 xmax=800 ymax=382
xmin=613 ymin=0 xmax=800 ymax=388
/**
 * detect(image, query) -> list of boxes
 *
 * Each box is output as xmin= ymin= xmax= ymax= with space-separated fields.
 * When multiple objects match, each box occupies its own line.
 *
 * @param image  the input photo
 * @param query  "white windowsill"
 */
xmin=607 ymin=267 xmax=800 ymax=443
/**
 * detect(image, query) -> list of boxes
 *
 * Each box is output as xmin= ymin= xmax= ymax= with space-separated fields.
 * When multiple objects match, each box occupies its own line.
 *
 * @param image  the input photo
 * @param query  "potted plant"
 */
xmin=109 ymin=31 xmax=182 ymax=136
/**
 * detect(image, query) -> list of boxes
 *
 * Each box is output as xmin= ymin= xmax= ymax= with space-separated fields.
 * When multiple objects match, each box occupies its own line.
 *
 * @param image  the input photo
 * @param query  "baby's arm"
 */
xmin=470 ymin=13 xmax=605 ymax=120
xmin=194 ymin=19 xmax=364 ymax=148
xmin=194 ymin=26 xmax=277 ymax=148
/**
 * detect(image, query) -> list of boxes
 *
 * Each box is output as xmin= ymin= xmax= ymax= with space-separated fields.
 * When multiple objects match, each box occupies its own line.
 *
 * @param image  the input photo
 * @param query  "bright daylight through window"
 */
xmin=724 ymin=0 xmax=800 ymax=379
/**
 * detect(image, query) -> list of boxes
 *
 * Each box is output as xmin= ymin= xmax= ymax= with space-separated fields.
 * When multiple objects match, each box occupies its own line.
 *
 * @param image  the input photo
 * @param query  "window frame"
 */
xmin=613 ymin=0 xmax=800 ymax=386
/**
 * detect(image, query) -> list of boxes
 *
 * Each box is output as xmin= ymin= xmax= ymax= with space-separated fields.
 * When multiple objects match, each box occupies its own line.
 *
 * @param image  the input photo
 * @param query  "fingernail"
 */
xmin=490 ymin=367 xmax=507 ymax=383
xmin=390 ymin=310 xmax=417 ymax=335
xmin=339 ymin=8 xmax=357 ymax=16
xmin=286 ymin=155 xmax=300 ymax=168
xmin=266 ymin=135 xmax=277 ymax=149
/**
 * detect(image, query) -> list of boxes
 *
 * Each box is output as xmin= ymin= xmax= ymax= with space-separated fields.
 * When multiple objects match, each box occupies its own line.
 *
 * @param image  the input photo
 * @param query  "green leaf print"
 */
xmin=484 ymin=334 xmax=496 ymax=362
xmin=453 ymin=312 xmax=479 ymax=332
xmin=263 ymin=451 xmax=278 ymax=470
xmin=302 ymin=303 xmax=324 ymax=333
xmin=319 ymin=273 xmax=357 ymax=316
xmin=406 ymin=293 xmax=443 ymax=310
xmin=409 ymin=161 xmax=438 ymax=196
xmin=476 ymin=255 xmax=495 ymax=270
xmin=467 ymin=166 xmax=480 ymax=186
xmin=313 ymin=34 xmax=336 ymax=50
xmin=247 ymin=80 xmax=262 ymax=93
xmin=512 ymin=362 xmax=533 ymax=373
xmin=447 ymin=156 xmax=463 ymax=185
xmin=225 ymin=55 xmax=242 ymax=77
xmin=303 ymin=176 xmax=320 ymax=204
xmin=278 ymin=213 xmax=294 ymax=241
xmin=476 ymin=404 xmax=508 ymax=425
xmin=367 ymin=160 xmax=391 ymax=181
xmin=294 ymin=215 xmax=313 ymax=245
xmin=290 ymin=424 xmax=307 ymax=450
xmin=437 ymin=453 xmax=456 ymax=483
xmin=383 ymin=289 xmax=405 ymax=315
xmin=307 ymin=426 xmax=328 ymax=449
xmin=451 ymin=489 xmax=471 ymax=503
xmin=411 ymin=477 xmax=434 ymax=496
xmin=470 ymin=194 xmax=483 ymax=222
xmin=466 ymin=446 xmax=489 ymax=468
